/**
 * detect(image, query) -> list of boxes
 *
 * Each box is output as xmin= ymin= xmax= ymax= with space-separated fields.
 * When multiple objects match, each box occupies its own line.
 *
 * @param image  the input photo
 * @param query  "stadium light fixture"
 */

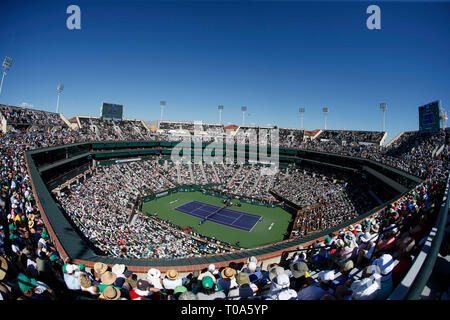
xmin=160 ymin=100 xmax=166 ymax=121
xmin=322 ymin=107 xmax=329 ymax=130
xmin=380 ymin=103 xmax=387 ymax=132
xmin=218 ymin=105 xmax=224 ymax=124
xmin=299 ymin=108 xmax=305 ymax=129
xmin=0 ymin=56 xmax=13 ymax=96
xmin=241 ymin=106 xmax=247 ymax=125
xmin=56 ymin=84 xmax=64 ymax=113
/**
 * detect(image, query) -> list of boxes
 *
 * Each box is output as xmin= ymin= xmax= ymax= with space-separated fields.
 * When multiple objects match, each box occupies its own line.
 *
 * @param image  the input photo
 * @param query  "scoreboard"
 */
xmin=419 ymin=100 xmax=441 ymax=132
xmin=101 ymin=103 xmax=123 ymax=120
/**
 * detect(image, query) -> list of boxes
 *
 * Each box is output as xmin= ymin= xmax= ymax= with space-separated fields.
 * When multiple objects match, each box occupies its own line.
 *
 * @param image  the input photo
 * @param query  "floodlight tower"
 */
xmin=160 ymin=100 xmax=166 ymax=121
xmin=0 ymin=56 xmax=13 ymax=96
xmin=380 ymin=103 xmax=387 ymax=132
xmin=241 ymin=106 xmax=247 ymax=125
xmin=218 ymin=105 xmax=224 ymax=124
xmin=299 ymin=108 xmax=305 ymax=129
xmin=56 ymin=84 xmax=64 ymax=113
xmin=322 ymin=107 xmax=329 ymax=130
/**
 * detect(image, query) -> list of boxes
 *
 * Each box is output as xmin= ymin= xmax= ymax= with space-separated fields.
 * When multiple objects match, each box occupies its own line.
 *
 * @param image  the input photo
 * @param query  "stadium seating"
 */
xmin=0 ymin=103 xmax=448 ymax=300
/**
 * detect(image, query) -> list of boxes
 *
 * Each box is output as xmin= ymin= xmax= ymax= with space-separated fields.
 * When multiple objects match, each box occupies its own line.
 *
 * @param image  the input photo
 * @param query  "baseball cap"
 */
xmin=202 ymin=276 xmax=214 ymax=289
xmin=174 ymin=285 xmax=188 ymax=295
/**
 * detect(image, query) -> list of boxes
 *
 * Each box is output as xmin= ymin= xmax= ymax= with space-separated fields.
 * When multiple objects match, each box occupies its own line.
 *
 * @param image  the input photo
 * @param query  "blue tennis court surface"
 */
xmin=174 ymin=200 xmax=261 ymax=232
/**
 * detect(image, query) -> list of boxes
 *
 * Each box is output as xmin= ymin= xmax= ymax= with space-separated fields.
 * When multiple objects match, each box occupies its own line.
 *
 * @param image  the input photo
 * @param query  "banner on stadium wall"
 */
xmin=419 ymin=100 xmax=441 ymax=132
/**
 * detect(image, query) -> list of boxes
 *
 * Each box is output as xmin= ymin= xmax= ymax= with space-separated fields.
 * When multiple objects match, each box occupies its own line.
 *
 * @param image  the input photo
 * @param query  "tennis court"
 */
xmin=142 ymin=192 xmax=292 ymax=248
xmin=174 ymin=200 xmax=261 ymax=231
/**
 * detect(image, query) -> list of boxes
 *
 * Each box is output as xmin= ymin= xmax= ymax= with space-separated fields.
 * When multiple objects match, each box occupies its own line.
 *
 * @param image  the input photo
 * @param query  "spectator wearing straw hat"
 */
xmin=217 ymin=267 xmax=237 ymax=295
xmin=0 ymin=256 xmax=9 ymax=299
xmin=99 ymin=270 xmax=131 ymax=298
xmin=296 ymin=270 xmax=334 ymax=300
xmin=163 ymin=269 xmax=182 ymax=291
xmin=93 ymin=262 xmax=108 ymax=282
xmin=79 ymin=273 xmax=99 ymax=296
xmin=99 ymin=284 xmax=122 ymax=300
xmin=100 ymin=271 xmax=116 ymax=287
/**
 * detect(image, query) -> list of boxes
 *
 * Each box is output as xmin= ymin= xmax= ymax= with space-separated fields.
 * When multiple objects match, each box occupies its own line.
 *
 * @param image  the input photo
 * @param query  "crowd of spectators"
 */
xmin=279 ymin=128 xmax=304 ymax=148
xmin=52 ymin=154 xmax=398 ymax=259
xmin=78 ymin=117 xmax=150 ymax=141
xmin=316 ymin=130 xmax=385 ymax=145
xmin=1 ymin=104 xmax=67 ymax=128
xmin=159 ymin=121 xmax=195 ymax=131
xmin=56 ymin=163 xmax=230 ymax=260
xmin=0 ymin=171 xmax=446 ymax=300
xmin=0 ymin=104 xmax=448 ymax=300
xmin=299 ymin=130 xmax=447 ymax=180
xmin=210 ymin=163 xmax=277 ymax=203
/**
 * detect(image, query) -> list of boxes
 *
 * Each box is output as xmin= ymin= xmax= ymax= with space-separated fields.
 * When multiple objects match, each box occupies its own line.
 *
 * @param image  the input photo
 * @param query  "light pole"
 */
xmin=380 ymin=103 xmax=387 ymax=132
xmin=322 ymin=107 xmax=328 ymax=130
xmin=241 ymin=106 xmax=247 ymax=125
xmin=160 ymin=100 xmax=166 ymax=121
xmin=299 ymin=108 xmax=305 ymax=129
xmin=218 ymin=105 xmax=224 ymax=124
xmin=56 ymin=84 xmax=64 ymax=113
xmin=0 ymin=56 xmax=13 ymax=96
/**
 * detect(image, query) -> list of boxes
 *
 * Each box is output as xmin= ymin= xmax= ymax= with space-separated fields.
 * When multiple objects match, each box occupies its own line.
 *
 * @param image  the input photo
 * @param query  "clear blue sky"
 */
xmin=0 ymin=0 xmax=449 ymax=142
